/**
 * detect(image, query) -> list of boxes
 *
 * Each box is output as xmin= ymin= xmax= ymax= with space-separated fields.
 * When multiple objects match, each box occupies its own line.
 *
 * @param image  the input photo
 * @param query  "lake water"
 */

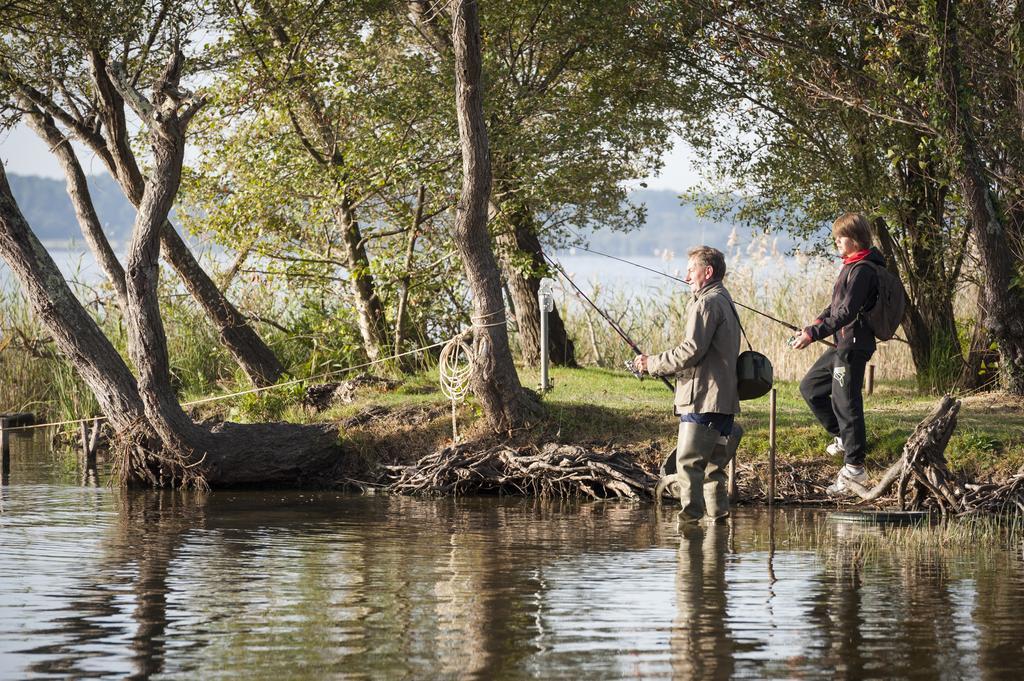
xmin=1 ymin=245 xmax=834 ymax=299
xmin=2 ymin=434 xmax=1023 ymax=679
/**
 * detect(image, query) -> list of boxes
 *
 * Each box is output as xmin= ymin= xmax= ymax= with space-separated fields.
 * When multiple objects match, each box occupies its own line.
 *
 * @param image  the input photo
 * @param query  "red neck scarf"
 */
xmin=843 ymin=248 xmax=871 ymax=265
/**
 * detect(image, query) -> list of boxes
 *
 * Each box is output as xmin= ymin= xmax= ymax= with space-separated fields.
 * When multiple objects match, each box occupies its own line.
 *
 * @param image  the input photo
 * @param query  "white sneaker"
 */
xmin=826 ymin=436 xmax=846 ymax=457
xmin=827 ymin=465 xmax=869 ymax=496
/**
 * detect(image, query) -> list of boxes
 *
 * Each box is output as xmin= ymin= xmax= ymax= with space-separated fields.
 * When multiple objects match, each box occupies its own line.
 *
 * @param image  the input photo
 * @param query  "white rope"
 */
xmin=439 ymin=337 xmax=474 ymax=402
xmin=2 ymin=335 xmax=455 ymax=433
xmin=470 ymin=307 xmax=506 ymax=325
xmin=439 ymin=335 xmax=474 ymax=441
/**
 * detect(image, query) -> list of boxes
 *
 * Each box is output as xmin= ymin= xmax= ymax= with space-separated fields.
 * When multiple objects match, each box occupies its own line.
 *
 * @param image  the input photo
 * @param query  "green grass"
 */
xmin=514 ymin=366 xmax=1024 ymax=476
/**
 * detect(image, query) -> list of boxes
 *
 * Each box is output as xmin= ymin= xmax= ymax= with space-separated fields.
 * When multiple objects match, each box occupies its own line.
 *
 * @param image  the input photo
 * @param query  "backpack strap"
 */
xmin=842 ymin=260 xmax=881 ymax=315
xmin=726 ymin=298 xmax=754 ymax=352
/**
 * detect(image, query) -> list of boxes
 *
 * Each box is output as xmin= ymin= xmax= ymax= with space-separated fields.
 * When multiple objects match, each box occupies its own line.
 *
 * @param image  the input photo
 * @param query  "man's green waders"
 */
xmin=657 ymin=423 xmax=743 ymax=521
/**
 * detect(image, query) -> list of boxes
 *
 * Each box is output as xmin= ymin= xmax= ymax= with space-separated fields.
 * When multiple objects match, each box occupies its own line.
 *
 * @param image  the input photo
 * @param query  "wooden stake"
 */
xmin=79 ymin=419 xmax=89 ymax=463
xmin=867 ymin=364 xmax=875 ymax=396
xmin=0 ymin=417 xmax=9 ymax=483
xmin=79 ymin=418 xmax=99 ymax=473
xmin=768 ymin=388 xmax=777 ymax=505
xmin=727 ymin=457 xmax=737 ymax=502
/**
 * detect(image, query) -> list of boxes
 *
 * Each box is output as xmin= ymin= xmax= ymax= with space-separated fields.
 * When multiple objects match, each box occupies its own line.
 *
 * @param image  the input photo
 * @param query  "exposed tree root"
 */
xmin=386 ymin=442 xmax=660 ymax=499
xmin=732 ymin=460 xmax=835 ymax=504
xmin=840 ymin=395 xmax=966 ymax=515
xmin=109 ymin=419 xmax=210 ymax=490
xmin=825 ymin=395 xmax=1024 ymax=516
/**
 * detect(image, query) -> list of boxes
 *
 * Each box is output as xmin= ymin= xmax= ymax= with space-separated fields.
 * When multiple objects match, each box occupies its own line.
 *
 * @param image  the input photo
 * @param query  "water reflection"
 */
xmin=2 ymin=457 xmax=1024 ymax=679
xmin=673 ymin=523 xmax=734 ymax=679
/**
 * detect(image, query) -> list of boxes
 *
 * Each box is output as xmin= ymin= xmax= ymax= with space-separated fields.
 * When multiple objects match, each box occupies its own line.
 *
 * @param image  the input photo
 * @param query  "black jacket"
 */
xmin=804 ymin=248 xmax=884 ymax=352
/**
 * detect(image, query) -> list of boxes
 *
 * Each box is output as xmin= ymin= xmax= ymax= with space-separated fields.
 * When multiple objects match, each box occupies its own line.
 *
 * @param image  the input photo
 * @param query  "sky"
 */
xmin=0 ymin=122 xmax=705 ymax=194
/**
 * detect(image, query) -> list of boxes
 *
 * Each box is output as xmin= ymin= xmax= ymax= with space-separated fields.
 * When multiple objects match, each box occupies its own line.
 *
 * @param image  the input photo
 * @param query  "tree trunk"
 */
xmin=958 ymin=283 xmax=996 ymax=389
xmin=932 ymin=0 xmax=1024 ymax=394
xmin=407 ymin=0 xmax=575 ymax=370
xmin=337 ymin=196 xmax=390 ymax=361
xmin=123 ymin=73 xmax=211 ymax=456
xmin=158 ymin=223 xmax=285 ymax=386
xmin=20 ymin=99 xmax=129 ymax=308
xmin=245 ymin=2 xmax=391 ymax=366
xmin=496 ymin=202 xmax=577 ymax=367
xmin=451 ymin=0 xmax=532 ymax=432
xmin=394 ymin=185 xmax=426 ymax=372
xmin=0 ymin=166 xmax=144 ymax=432
xmin=873 ymin=209 xmax=963 ymax=393
xmin=86 ymin=53 xmax=284 ymax=387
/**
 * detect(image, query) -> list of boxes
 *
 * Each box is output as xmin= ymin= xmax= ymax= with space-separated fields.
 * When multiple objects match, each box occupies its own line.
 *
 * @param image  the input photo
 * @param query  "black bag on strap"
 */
xmin=730 ymin=302 xmax=773 ymax=400
xmin=736 ymin=349 xmax=773 ymax=400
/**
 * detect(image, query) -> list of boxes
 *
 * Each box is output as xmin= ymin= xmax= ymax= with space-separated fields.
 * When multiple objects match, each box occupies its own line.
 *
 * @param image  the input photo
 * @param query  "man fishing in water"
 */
xmin=791 ymin=213 xmax=882 ymax=495
xmin=632 ymin=246 xmax=741 ymax=523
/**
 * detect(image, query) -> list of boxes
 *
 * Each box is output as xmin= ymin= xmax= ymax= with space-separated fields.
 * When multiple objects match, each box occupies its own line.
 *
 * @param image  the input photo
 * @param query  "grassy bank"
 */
xmin=280 ymin=364 xmax=1024 ymax=483
xmin=2 ymin=248 xmax=1016 ymax=480
xmin=521 ymin=366 xmax=1024 ymax=479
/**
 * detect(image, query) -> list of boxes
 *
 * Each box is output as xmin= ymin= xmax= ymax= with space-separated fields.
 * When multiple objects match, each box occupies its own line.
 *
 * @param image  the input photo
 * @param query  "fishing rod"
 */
xmin=572 ymin=245 xmax=840 ymax=348
xmin=543 ymin=254 xmax=675 ymax=393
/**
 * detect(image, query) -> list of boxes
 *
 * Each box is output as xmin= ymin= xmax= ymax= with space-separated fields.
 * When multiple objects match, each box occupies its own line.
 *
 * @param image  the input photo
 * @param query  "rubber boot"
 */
xmin=675 ymin=422 xmax=720 ymax=523
xmin=704 ymin=423 xmax=743 ymax=521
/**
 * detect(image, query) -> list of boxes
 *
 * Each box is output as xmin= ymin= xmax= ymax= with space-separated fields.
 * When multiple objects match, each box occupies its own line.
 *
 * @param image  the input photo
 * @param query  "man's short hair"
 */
xmin=831 ymin=213 xmax=872 ymax=249
xmin=688 ymin=246 xmax=726 ymax=280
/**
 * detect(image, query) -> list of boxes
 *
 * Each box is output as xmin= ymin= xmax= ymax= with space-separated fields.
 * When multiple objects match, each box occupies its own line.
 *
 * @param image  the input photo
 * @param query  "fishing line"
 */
xmin=574 ymin=244 xmax=887 ymax=348
xmin=543 ymin=253 xmax=675 ymax=393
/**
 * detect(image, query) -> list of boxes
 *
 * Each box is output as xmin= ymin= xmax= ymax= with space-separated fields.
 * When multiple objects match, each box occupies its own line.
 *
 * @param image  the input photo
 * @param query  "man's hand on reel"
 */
xmin=626 ymin=354 xmax=648 ymax=379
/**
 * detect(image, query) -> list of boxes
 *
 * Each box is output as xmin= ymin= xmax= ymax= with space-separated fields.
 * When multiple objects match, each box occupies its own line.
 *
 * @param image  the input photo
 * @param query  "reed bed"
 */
xmin=0 ymin=276 xmax=100 ymax=424
xmin=818 ymin=513 xmax=1024 ymax=566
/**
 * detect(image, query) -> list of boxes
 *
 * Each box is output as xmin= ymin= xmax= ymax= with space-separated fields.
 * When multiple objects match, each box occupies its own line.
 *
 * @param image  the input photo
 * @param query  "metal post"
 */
xmin=539 ymin=278 xmax=555 ymax=393
xmin=768 ymin=388 xmax=777 ymax=505
xmin=867 ymin=364 xmax=875 ymax=396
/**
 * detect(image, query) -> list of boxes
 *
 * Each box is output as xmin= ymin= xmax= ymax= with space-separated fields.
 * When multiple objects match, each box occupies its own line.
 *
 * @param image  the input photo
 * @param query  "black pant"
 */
xmin=799 ymin=347 xmax=872 ymax=466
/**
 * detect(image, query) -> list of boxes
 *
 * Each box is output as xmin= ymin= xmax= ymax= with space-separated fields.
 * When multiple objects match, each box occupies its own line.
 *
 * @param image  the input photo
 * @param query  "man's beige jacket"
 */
xmin=646 ymin=280 xmax=741 ymax=415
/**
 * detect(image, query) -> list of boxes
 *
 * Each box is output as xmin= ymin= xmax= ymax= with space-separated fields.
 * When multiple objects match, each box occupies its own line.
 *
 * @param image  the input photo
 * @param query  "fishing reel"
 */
xmin=618 ymin=358 xmax=643 ymax=378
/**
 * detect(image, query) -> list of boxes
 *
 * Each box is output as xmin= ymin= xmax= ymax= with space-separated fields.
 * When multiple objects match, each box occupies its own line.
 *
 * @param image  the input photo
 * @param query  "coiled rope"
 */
xmin=439 ymin=336 xmax=473 ymax=440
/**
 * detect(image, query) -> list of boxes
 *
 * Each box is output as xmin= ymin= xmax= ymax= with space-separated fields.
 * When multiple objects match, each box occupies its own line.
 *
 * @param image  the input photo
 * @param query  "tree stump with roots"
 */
xmin=846 ymin=395 xmax=966 ymax=515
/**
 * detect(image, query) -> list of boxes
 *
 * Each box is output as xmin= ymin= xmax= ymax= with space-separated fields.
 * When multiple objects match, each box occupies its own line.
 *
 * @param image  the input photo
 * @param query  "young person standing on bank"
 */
xmin=791 ymin=213 xmax=884 ymax=495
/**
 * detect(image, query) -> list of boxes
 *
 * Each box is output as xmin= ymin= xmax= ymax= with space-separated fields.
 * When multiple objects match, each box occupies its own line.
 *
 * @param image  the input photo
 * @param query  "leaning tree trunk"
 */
xmin=932 ymin=0 xmax=1024 ymax=394
xmin=88 ymin=53 xmax=284 ymax=388
xmin=451 ymin=0 xmax=532 ymax=432
xmin=496 ymin=201 xmax=577 ymax=367
xmin=0 ymin=166 xmax=144 ymax=432
xmin=20 ymin=99 xmax=129 ymax=309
